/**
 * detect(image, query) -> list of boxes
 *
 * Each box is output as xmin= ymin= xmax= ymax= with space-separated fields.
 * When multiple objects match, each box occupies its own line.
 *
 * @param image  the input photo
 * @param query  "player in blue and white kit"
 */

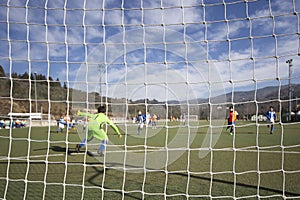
xmin=137 ymin=110 xmax=146 ymax=135
xmin=57 ymin=116 xmax=66 ymax=133
xmin=146 ymin=112 xmax=151 ymax=127
xmin=181 ymin=113 xmax=186 ymax=125
xmin=266 ymin=106 xmax=277 ymax=134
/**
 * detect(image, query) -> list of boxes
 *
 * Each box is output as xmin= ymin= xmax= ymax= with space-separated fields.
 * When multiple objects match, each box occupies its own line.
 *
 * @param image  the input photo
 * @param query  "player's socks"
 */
xmin=270 ymin=125 xmax=274 ymax=134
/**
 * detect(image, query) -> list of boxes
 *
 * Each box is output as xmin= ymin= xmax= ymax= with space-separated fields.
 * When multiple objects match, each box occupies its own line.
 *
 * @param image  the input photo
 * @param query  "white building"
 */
xmin=251 ymin=114 xmax=267 ymax=122
xmin=7 ymin=112 xmax=42 ymax=120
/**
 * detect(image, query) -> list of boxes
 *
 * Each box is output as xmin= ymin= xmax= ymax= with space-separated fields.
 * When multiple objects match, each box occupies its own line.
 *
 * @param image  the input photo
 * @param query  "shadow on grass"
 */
xmin=33 ymin=145 xmax=75 ymax=155
xmin=35 ymin=145 xmax=93 ymax=154
xmin=174 ymin=172 xmax=300 ymax=197
xmin=34 ymin=145 xmax=141 ymax=199
xmin=88 ymin=166 xmax=141 ymax=200
xmin=33 ymin=145 xmax=300 ymax=198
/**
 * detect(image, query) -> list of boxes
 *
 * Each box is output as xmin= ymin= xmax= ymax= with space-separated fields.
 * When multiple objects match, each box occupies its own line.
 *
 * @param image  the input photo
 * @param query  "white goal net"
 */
xmin=0 ymin=0 xmax=300 ymax=199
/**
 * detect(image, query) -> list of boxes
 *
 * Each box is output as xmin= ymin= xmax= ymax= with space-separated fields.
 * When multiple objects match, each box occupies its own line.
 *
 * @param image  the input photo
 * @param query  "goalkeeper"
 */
xmin=75 ymin=105 xmax=122 ymax=156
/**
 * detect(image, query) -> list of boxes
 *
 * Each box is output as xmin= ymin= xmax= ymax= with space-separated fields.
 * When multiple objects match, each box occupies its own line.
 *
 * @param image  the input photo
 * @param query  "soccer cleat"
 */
xmin=75 ymin=144 xmax=80 ymax=152
xmin=97 ymin=151 xmax=104 ymax=157
xmin=229 ymin=132 xmax=233 ymax=136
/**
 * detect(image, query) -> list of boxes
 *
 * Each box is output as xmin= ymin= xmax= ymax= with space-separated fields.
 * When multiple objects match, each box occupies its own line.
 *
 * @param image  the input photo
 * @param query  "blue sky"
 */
xmin=0 ymin=0 xmax=299 ymax=101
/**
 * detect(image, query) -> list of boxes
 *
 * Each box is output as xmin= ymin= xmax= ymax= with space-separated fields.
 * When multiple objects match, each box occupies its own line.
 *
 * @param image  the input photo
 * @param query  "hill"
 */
xmin=0 ymin=65 xmax=299 ymax=120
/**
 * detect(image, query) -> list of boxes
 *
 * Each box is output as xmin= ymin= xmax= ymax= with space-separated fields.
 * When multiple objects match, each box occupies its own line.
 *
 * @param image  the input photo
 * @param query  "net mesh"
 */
xmin=0 ymin=0 xmax=300 ymax=199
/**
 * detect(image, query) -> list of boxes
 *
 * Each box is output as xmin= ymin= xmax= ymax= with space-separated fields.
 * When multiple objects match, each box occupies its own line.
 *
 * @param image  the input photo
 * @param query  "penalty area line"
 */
xmin=69 ymin=151 xmax=99 ymax=157
xmin=0 ymin=153 xmax=65 ymax=161
xmin=69 ymin=152 xmax=85 ymax=156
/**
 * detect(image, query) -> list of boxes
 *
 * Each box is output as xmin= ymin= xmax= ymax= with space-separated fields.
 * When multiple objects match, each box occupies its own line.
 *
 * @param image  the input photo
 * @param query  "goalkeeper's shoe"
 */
xmin=75 ymin=144 xmax=81 ymax=153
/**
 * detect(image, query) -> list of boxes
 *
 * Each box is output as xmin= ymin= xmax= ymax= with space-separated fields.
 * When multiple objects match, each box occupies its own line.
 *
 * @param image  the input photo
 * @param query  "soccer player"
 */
xmin=226 ymin=106 xmax=239 ymax=135
xmin=57 ymin=116 xmax=66 ymax=133
xmin=151 ymin=114 xmax=157 ymax=129
xmin=75 ymin=105 xmax=122 ymax=156
xmin=181 ymin=113 xmax=186 ymax=125
xmin=146 ymin=112 xmax=151 ymax=127
xmin=265 ymin=106 xmax=277 ymax=134
xmin=137 ymin=110 xmax=145 ymax=135
xmin=0 ymin=119 xmax=4 ymax=129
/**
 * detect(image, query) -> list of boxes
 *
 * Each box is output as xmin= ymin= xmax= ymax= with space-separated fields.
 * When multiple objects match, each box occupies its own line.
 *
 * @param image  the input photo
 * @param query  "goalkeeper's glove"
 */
xmin=76 ymin=110 xmax=80 ymax=116
xmin=118 ymin=134 xmax=122 ymax=139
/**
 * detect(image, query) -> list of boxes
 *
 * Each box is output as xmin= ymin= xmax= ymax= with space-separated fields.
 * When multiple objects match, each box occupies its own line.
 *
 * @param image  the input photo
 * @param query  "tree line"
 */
xmin=0 ymin=65 xmax=63 ymax=88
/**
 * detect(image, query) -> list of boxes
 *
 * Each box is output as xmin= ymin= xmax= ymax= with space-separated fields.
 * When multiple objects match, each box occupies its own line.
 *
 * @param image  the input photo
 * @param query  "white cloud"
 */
xmin=250 ymin=7 xmax=270 ymax=19
xmin=163 ymin=7 xmax=183 ymax=25
xmin=183 ymin=6 xmax=204 ymax=24
xmin=71 ymin=27 xmax=223 ymax=101
xmin=228 ymin=20 xmax=249 ymax=38
xmin=8 ymin=6 xmax=26 ymax=23
xmin=143 ymin=0 xmax=162 ymax=9
xmin=7 ymin=0 xmax=24 ymax=6
xmin=104 ymin=9 xmax=123 ymax=25
xmin=47 ymin=26 xmax=66 ymax=43
xmin=271 ymin=0 xmax=295 ymax=15
xmin=1 ymin=0 xmax=299 ymax=102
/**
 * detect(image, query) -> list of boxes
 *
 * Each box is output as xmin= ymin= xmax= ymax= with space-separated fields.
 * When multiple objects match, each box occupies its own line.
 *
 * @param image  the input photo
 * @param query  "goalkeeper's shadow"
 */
xmin=33 ymin=145 xmax=75 ymax=155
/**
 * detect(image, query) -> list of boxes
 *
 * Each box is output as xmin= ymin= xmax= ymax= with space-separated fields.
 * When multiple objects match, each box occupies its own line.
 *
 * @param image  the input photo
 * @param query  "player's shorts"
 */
xmin=268 ymin=119 xmax=275 ymax=124
xmin=87 ymin=129 xmax=107 ymax=141
xmin=138 ymin=123 xmax=144 ymax=129
xmin=59 ymin=123 xmax=65 ymax=129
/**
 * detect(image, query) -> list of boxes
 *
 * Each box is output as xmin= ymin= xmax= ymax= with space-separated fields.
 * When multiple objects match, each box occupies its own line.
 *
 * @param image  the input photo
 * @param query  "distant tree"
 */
xmin=0 ymin=65 xmax=5 ymax=77
xmin=40 ymin=74 xmax=48 ymax=85
xmin=49 ymin=76 xmax=59 ymax=88
xmin=11 ymin=72 xmax=18 ymax=78
xmin=41 ymin=74 xmax=47 ymax=81
xmin=55 ymin=78 xmax=61 ymax=87
xmin=20 ymin=72 xmax=29 ymax=79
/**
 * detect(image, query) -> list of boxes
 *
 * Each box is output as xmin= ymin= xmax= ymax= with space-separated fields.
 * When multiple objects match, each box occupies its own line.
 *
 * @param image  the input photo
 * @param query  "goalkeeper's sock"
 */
xmin=97 ymin=151 xmax=104 ymax=157
xmin=75 ymin=144 xmax=81 ymax=153
xmin=79 ymin=139 xmax=87 ymax=147
xmin=98 ymin=140 xmax=107 ymax=152
xmin=76 ymin=139 xmax=87 ymax=152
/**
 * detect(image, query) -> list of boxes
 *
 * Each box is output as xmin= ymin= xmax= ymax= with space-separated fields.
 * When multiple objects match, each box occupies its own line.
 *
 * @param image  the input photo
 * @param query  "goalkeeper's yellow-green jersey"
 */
xmin=78 ymin=111 xmax=120 ymax=141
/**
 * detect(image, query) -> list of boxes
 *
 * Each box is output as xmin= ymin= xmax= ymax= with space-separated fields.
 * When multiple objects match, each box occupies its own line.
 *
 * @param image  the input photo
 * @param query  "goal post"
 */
xmin=0 ymin=0 xmax=300 ymax=199
xmin=185 ymin=115 xmax=198 ymax=122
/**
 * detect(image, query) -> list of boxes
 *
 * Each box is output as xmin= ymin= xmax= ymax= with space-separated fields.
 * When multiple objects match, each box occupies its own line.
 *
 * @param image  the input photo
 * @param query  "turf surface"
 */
xmin=0 ymin=121 xmax=299 ymax=199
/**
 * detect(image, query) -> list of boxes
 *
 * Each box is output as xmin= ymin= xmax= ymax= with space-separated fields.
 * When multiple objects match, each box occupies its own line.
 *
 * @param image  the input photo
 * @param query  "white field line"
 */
xmin=0 ymin=153 xmax=65 ymax=161
xmin=0 ymin=149 xmax=299 ymax=161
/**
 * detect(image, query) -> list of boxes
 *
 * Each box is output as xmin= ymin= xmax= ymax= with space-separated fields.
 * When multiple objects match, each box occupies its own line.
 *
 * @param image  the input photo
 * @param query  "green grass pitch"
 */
xmin=0 ymin=121 xmax=299 ymax=199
